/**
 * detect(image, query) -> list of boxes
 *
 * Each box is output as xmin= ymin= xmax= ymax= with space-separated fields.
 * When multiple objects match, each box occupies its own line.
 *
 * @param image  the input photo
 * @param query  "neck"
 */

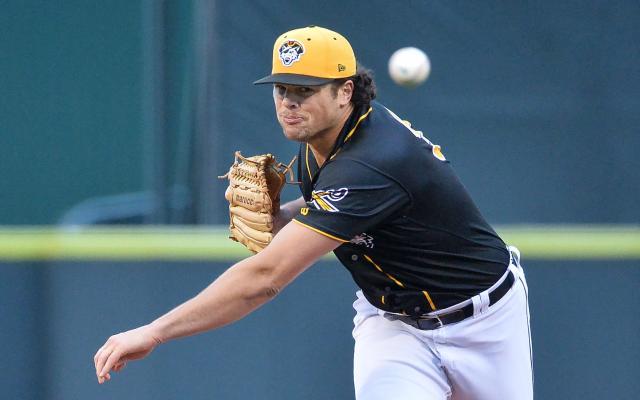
xmin=308 ymin=104 xmax=354 ymax=167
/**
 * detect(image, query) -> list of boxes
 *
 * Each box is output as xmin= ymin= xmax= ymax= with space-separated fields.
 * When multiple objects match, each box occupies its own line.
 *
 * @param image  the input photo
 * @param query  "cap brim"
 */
xmin=253 ymin=73 xmax=335 ymax=86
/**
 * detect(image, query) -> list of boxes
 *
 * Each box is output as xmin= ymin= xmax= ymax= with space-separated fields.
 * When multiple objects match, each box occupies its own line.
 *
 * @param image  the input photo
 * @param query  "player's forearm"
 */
xmin=148 ymin=256 xmax=280 ymax=343
xmin=274 ymin=196 xmax=306 ymax=233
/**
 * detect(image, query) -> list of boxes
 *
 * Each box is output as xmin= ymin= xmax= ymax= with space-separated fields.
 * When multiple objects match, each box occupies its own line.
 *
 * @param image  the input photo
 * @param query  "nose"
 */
xmin=281 ymin=92 xmax=300 ymax=109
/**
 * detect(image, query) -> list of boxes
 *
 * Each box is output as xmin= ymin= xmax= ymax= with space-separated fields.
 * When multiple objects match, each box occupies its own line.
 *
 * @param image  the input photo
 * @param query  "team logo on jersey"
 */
xmin=278 ymin=40 xmax=305 ymax=66
xmin=310 ymin=188 xmax=348 ymax=212
xmin=350 ymin=233 xmax=374 ymax=248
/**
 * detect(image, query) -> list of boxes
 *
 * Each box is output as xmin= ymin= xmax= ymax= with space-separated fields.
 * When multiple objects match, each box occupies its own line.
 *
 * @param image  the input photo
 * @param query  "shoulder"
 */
xmin=336 ymin=103 xmax=426 ymax=175
xmin=368 ymin=102 xmax=419 ymax=132
xmin=361 ymin=101 xmax=412 ymax=137
xmin=349 ymin=102 xmax=430 ymax=157
xmin=360 ymin=102 xmax=447 ymax=165
xmin=319 ymin=157 xmax=398 ymax=185
xmin=317 ymin=157 xmax=412 ymax=206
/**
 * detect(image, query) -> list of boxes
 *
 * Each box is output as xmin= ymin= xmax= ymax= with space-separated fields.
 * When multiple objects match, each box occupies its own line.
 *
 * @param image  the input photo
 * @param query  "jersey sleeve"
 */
xmin=293 ymin=158 xmax=411 ymax=242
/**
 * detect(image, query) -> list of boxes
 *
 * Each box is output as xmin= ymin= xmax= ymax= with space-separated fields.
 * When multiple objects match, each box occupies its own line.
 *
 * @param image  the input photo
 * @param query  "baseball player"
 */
xmin=94 ymin=26 xmax=533 ymax=399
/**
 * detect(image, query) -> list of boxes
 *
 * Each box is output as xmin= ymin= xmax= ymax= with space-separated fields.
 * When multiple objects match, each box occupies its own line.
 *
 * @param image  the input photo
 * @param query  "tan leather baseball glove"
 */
xmin=219 ymin=151 xmax=296 ymax=253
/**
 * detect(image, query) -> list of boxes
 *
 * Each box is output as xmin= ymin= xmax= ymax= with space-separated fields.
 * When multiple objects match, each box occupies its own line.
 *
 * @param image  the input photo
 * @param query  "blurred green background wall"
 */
xmin=2 ymin=0 xmax=638 ymax=225
xmin=1 ymin=1 xmax=144 ymax=224
xmin=1 ymin=1 xmax=639 ymax=400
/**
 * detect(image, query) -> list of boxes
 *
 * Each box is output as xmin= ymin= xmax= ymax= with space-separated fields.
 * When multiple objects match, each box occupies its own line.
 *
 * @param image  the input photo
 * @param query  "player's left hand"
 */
xmin=93 ymin=324 xmax=162 ymax=384
xmin=219 ymin=151 xmax=296 ymax=253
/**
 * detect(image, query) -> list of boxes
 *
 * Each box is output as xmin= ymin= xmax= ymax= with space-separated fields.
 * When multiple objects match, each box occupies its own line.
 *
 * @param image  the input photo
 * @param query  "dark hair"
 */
xmin=332 ymin=63 xmax=376 ymax=108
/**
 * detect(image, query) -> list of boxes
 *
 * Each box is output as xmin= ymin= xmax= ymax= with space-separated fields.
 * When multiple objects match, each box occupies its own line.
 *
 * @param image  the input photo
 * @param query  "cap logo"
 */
xmin=278 ymin=40 xmax=305 ymax=67
xmin=338 ymin=64 xmax=346 ymax=72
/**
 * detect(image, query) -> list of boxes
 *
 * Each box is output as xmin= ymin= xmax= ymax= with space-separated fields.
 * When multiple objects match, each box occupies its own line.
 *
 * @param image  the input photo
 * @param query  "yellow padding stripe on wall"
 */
xmin=0 ymin=225 xmax=638 ymax=261
xmin=498 ymin=225 xmax=640 ymax=260
xmin=0 ymin=227 xmax=251 ymax=261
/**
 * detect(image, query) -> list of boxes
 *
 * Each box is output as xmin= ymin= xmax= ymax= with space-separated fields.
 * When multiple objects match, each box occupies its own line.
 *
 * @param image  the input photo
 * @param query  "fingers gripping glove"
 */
xmin=219 ymin=151 xmax=296 ymax=253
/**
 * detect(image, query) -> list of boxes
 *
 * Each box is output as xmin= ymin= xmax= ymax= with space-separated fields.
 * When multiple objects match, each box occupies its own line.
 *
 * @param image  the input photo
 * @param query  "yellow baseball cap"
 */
xmin=254 ymin=26 xmax=356 ymax=86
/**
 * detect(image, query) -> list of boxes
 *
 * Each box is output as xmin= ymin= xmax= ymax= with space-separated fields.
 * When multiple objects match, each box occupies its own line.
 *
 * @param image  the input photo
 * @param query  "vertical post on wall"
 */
xmin=142 ymin=0 xmax=170 ymax=224
xmin=190 ymin=0 xmax=223 ymax=224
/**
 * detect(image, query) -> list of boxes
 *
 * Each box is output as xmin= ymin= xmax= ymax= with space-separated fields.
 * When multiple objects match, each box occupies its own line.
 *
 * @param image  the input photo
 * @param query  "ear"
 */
xmin=338 ymin=80 xmax=354 ymax=106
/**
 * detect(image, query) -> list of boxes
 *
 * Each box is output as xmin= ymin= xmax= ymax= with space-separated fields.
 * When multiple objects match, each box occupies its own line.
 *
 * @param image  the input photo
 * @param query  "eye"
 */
xmin=274 ymin=84 xmax=286 ymax=96
xmin=298 ymin=87 xmax=314 ymax=95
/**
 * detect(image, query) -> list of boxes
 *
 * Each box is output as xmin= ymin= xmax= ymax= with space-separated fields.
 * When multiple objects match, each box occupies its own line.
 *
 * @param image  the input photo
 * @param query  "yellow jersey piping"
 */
xmin=363 ymin=254 xmax=405 ymax=288
xmin=363 ymin=254 xmax=437 ymax=311
xmin=305 ymin=144 xmax=313 ymax=182
xmin=345 ymin=106 xmax=373 ymax=142
xmin=292 ymin=219 xmax=349 ymax=243
xmin=330 ymin=106 xmax=373 ymax=161
xmin=422 ymin=291 xmax=437 ymax=311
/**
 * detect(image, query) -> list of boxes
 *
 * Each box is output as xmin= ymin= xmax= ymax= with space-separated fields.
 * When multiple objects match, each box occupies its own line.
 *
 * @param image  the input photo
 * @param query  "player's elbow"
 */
xmin=242 ymin=260 xmax=285 ymax=303
xmin=247 ymin=248 xmax=310 ymax=303
xmin=262 ymin=283 xmax=281 ymax=299
xmin=245 ymin=273 xmax=283 ymax=305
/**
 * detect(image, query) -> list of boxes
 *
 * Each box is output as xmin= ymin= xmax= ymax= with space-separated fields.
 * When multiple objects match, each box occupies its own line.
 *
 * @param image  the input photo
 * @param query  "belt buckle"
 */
xmin=416 ymin=314 xmax=443 ymax=330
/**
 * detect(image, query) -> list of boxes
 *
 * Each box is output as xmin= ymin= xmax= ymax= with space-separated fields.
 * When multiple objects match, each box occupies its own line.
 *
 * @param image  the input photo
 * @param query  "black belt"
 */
xmin=384 ymin=269 xmax=515 ymax=330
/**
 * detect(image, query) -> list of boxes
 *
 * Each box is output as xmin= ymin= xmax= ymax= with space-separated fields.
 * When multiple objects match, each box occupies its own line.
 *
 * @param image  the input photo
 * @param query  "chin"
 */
xmin=282 ymin=128 xmax=309 ymax=143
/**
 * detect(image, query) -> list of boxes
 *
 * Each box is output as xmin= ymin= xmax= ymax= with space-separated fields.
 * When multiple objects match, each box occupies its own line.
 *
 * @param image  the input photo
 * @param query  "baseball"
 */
xmin=388 ymin=47 xmax=431 ymax=88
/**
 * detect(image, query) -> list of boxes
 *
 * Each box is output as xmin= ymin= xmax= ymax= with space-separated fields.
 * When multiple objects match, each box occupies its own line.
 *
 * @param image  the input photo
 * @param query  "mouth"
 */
xmin=281 ymin=114 xmax=304 ymax=125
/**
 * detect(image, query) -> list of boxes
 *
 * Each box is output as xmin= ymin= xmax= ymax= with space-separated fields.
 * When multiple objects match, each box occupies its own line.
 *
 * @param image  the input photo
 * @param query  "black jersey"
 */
xmin=292 ymin=101 xmax=509 ymax=315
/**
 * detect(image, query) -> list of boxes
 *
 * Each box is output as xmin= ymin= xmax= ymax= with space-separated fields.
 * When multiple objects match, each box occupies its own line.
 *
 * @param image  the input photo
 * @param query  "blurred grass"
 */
xmin=0 ymin=225 xmax=638 ymax=261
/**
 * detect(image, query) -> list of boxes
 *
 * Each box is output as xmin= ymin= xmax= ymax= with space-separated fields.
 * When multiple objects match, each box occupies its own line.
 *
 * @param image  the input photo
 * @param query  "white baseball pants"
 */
xmin=352 ymin=262 xmax=533 ymax=400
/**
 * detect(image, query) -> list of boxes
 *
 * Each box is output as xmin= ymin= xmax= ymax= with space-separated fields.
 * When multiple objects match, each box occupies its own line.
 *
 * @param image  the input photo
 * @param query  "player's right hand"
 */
xmin=93 ymin=324 xmax=162 ymax=384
